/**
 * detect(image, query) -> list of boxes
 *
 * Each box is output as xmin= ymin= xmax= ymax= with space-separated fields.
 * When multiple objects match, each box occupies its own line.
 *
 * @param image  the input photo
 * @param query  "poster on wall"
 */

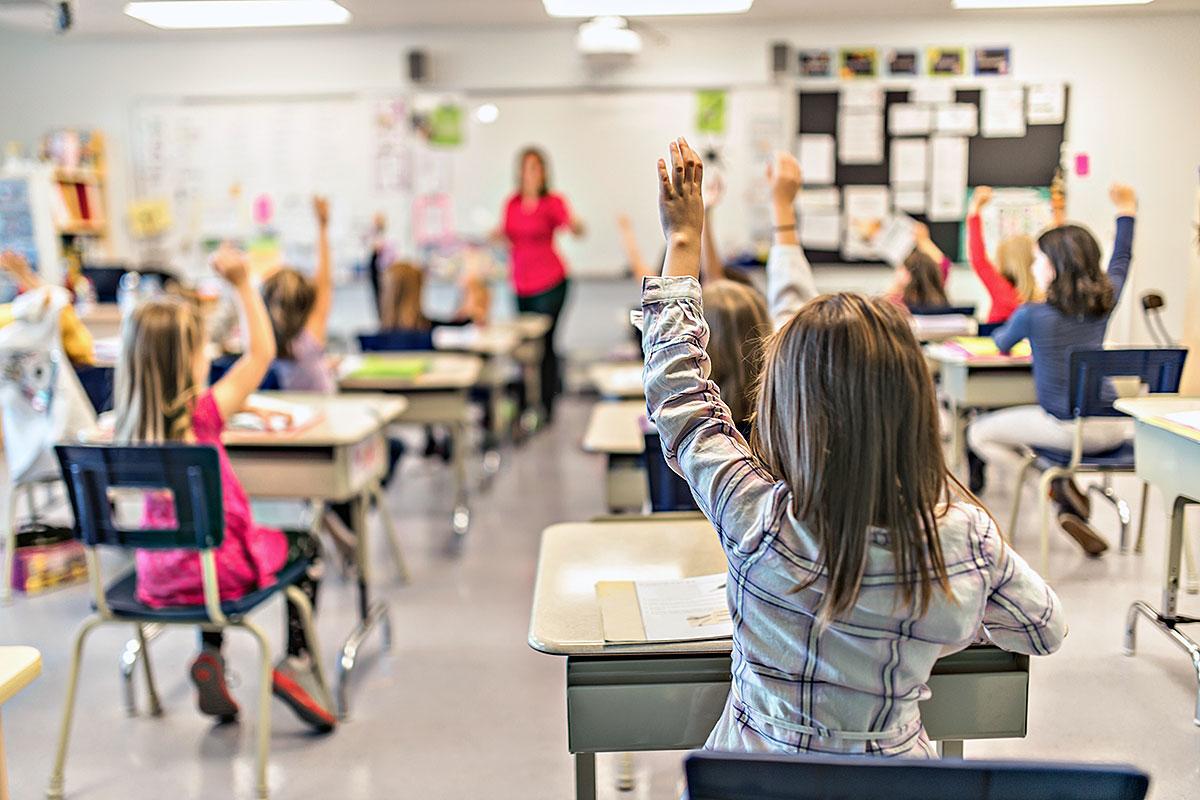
xmin=839 ymin=48 xmax=879 ymax=79
xmin=974 ymin=47 xmax=1013 ymax=76
xmin=887 ymin=49 xmax=920 ymax=76
xmin=927 ymin=47 xmax=966 ymax=77
xmin=0 ymin=179 xmax=39 ymax=269
xmin=695 ymin=90 xmax=727 ymax=135
xmin=798 ymin=49 xmax=833 ymax=78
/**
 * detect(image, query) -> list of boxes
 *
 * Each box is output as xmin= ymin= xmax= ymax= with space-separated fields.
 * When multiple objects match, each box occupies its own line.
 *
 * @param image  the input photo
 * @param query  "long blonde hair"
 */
xmin=702 ymin=280 xmax=771 ymax=427
xmin=750 ymin=293 xmax=954 ymax=626
xmin=381 ymin=261 xmax=430 ymax=331
xmin=113 ymin=295 xmax=204 ymax=443
xmin=996 ymin=234 xmax=1038 ymax=303
xmin=261 ymin=268 xmax=316 ymax=359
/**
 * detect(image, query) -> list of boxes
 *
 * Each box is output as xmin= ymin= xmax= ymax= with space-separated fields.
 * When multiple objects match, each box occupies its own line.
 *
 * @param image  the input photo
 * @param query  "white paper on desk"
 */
xmin=888 ymin=104 xmax=932 ymax=136
xmin=928 ymin=136 xmax=969 ymax=222
xmin=840 ymin=82 xmax=883 ymax=109
xmin=1027 ymin=82 xmax=1066 ymax=125
xmin=935 ymin=104 xmax=978 ymax=136
xmin=874 ymin=213 xmax=917 ymax=267
xmin=912 ymin=82 xmax=955 ymax=105
xmin=842 ymin=185 xmax=891 ymax=260
xmin=981 ymin=85 xmax=1026 ymax=138
xmin=797 ymin=134 xmax=836 ymax=186
xmin=231 ymin=394 xmax=319 ymax=433
xmin=894 ymin=187 xmax=927 ymax=213
xmin=1163 ymin=410 xmax=1200 ymax=433
xmin=635 ymin=573 xmax=733 ymax=643
xmin=838 ymin=109 xmax=884 ymax=165
xmin=889 ymin=139 xmax=928 ymax=186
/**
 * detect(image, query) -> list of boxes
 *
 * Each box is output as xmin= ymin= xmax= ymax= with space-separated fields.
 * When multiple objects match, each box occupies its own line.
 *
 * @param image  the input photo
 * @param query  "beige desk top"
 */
xmin=588 ymin=361 xmax=645 ymax=399
xmin=338 ymin=351 xmax=483 ymax=391
xmin=582 ymin=400 xmax=646 ymax=455
xmin=528 ymin=518 xmax=727 ymax=657
xmin=222 ymin=392 xmax=406 ymax=448
xmin=1115 ymin=395 xmax=1200 ymax=443
xmin=924 ymin=343 xmax=1032 ymax=368
xmin=0 ymin=646 xmax=41 ymax=704
xmin=432 ymin=324 xmax=520 ymax=356
xmin=513 ymin=313 xmax=553 ymax=341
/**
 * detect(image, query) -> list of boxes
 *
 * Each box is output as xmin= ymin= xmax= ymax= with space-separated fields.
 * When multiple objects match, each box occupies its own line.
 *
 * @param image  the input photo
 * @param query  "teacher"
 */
xmin=497 ymin=147 xmax=584 ymax=423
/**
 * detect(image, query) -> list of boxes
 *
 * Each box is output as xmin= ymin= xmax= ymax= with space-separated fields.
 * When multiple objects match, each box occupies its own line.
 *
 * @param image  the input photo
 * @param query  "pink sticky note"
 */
xmin=252 ymin=194 xmax=274 ymax=226
xmin=1074 ymin=153 xmax=1090 ymax=177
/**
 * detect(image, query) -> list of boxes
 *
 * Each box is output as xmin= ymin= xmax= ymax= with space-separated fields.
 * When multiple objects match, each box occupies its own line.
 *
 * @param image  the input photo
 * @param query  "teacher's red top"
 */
xmin=504 ymin=192 xmax=572 ymax=297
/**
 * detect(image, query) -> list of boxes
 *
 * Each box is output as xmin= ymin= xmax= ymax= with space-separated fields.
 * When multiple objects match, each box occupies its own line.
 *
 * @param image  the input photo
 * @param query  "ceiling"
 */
xmin=1 ymin=0 xmax=1199 ymax=35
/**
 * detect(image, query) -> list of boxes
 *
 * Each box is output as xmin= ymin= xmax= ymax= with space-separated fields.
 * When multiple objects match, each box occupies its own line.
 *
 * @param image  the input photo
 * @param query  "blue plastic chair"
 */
xmin=643 ymin=431 xmax=699 ymax=513
xmin=684 ymin=752 xmax=1150 ymax=800
xmin=358 ymin=329 xmax=435 ymax=352
xmin=48 ymin=444 xmax=330 ymax=800
xmin=74 ymin=364 xmax=114 ymax=414
xmin=909 ymin=304 xmax=977 ymax=317
xmin=1008 ymin=347 xmax=1188 ymax=574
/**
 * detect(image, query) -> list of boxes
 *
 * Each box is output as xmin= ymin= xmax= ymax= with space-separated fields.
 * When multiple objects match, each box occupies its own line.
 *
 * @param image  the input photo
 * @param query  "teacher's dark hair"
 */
xmin=516 ymin=146 xmax=550 ymax=197
xmin=1038 ymin=224 xmax=1114 ymax=318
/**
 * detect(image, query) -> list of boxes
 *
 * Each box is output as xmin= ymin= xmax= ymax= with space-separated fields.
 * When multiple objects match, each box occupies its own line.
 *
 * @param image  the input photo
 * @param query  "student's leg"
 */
xmin=283 ymin=531 xmax=322 ymax=659
xmin=517 ymin=280 xmax=570 ymax=420
xmin=191 ymin=630 xmax=238 ymax=720
xmin=967 ymin=405 xmax=1075 ymax=471
xmin=273 ymin=530 xmax=337 ymax=731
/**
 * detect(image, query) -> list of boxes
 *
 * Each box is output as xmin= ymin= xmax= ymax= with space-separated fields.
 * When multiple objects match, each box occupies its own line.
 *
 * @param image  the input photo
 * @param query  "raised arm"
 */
xmin=978 ymin=512 xmax=1067 ymax=655
xmin=1107 ymin=184 xmax=1137 ymax=303
xmin=211 ymin=245 xmax=276 ymax=420
xmin=646 ymin=138 xmax=782 ymax=559
xmin=765 ymin=152 xmax=817 ymax=328
xmin=617 ymin=214 xmax=656 ymax=280
xmin=304 ymin=196 xmax=334 ymax=346
xmin=913 ymin=222 xmax=951 ymax=285
xmin=699 ymin=175 xmax=725 ymax=283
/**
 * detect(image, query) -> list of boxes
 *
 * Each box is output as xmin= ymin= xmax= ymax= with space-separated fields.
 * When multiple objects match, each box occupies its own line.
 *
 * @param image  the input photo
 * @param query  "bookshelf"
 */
xmin=41 ymin=129 xmax=111 ymax=276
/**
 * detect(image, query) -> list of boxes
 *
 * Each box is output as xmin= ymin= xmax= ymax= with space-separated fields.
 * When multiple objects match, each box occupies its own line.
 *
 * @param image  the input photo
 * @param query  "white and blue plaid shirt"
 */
xmin=641 ymin=274 xmax=1066 ymax=757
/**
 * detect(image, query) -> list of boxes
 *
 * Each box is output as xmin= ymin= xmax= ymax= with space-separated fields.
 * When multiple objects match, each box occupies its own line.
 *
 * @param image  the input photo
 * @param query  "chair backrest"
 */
xmin=359 ymin=329 xmax=435 ymax=352
xmin=1069 ymin=347 xmax=1188 ymax=418
xmin=74 ymin=365 xmax=115 ymax=414
xmin=908 ymin=304 xmax=977 ymax=317
xmin=54 ymin=444 xmax=224 ymax=551
xmin=684 ymin=752 xmax=1150 ymax=800
xmin=643 ymin=431 xmax=699 ymax=513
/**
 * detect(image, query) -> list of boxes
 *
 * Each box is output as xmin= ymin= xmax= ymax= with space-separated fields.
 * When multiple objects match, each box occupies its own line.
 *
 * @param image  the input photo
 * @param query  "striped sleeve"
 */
xmin=978 ymin=513 xmax=1067 ymax=655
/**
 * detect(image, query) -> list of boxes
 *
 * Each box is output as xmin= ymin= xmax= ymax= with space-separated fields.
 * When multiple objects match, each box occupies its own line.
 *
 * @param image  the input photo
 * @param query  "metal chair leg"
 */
xmin=239 ymin=620 xmax=274 ymax=800
xmin=1 ymin=486 xmax=17 ymax=605
xmin=1135 ymin=482 xmax=1150 ymax=555
xmin=136 ymin=625 xmax=163 ymax=717
xmin=1007 ymin=454 xmax=1037 ymax=544
xmin=451 ymin=421 xmax=471 ymax=538
xmin=284 ymin=586 xmax=334 ymax=708
xmin=1038 ymin=468 xmax=1068 ymax=576
xmin=1087 ymin=478 xmax=1131 ymax=553
xmin=46 ymin=616 xmax=105 ymax=800
xmin=370 ymin=483 xmax=409 ymax=583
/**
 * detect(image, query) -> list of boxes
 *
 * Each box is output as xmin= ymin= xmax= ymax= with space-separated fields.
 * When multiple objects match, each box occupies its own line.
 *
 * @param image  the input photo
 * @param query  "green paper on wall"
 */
xmin=696 ymin=90 xmax=727 ymax=135
xmin=429 ymin=104 xmax=464 ymax=147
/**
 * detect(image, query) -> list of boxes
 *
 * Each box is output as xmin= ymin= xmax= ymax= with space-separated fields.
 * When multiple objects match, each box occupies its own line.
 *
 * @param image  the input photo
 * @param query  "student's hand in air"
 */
xmin=313 ymin=195 xmax=331 ymax=227
xmin=969 ymin=186 xmax=993 ymax=215
xmin=1109 ymin=184 xmax=1137 ymax=216
xmin=0 ymin=251 xmax=37 ymax=288
xmin=767 ymin=151 xmax=802 ymax=209
xmin=703 ymin=173 xmax=725 ymax=211
xmin=211 ymin=244 xmax=250 ymax=287
xmin=657 ymin=138 xmax=705 ymax=246
xmin=911 ymin=221 xmax=931 ymax=243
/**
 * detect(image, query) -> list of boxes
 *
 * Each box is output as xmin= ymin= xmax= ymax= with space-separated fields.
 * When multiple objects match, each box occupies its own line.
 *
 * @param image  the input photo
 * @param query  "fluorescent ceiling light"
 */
xmin=544 ymin=0 xmax=753 ymax=17
xmin=953 ymin=0 xmax=1151 ymax=8
xmin=124 ymin=1 xmax=351 ymax=30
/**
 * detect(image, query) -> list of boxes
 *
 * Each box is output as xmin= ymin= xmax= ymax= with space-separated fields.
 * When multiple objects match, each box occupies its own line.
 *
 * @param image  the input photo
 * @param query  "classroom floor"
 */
xmin=3 ymin=396 xmax=1200 ymax=800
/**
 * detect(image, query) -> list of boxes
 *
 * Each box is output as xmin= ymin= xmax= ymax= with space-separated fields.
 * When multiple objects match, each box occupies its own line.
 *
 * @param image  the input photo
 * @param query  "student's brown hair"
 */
xmin=750 ymin=293 xmax=955 ymax=626
xmin=1038 ymin=224 xmax=1115 ymax=318
xmin=381 ymin=261 xmax=431 ymax=331
xmin=261 ymin=268 xmax=316 ymax=359
xmin=516 ymin=147 xmax=550 ymax=197
xmin=901 ymin=250 xmax=949 ymax=309
xmin=702 ymin=280 xmax=771 ymax=427
xmin=113 ymin=295 xmax=204 ymax=443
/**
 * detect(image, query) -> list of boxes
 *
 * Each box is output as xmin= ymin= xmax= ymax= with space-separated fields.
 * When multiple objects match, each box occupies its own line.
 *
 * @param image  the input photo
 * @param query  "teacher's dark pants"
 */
xmin=516 ymin=278 xmax=570 ymax=421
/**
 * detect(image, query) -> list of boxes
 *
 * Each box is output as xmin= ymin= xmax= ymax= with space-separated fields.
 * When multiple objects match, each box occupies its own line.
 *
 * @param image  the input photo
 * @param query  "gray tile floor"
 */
xmin=3 ymin=396 xmax=1200 ymax=799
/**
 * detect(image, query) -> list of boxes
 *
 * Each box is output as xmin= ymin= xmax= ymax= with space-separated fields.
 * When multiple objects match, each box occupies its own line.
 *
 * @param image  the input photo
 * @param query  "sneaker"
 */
xmin=272 ymin=655 xmax=337 ymax=733
xmin=1049 ymin=478 xmax=1092 ymax=519
xmin=190 ymin=646 xmax=239 ymax=721
xmin=1058 ymin=512 xmax=1109 ymax=557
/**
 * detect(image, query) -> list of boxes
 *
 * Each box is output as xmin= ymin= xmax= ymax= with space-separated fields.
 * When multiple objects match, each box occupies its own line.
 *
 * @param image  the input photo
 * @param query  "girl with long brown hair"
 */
xmin=644 ymin=137 xmax=1064 ymax=757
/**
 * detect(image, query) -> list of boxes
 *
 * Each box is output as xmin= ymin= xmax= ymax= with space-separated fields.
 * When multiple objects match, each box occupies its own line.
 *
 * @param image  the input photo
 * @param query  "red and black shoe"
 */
xmin=190 ymin=646 xmax=239 ymax=722
xmin=272 ymin=656 xmax=337 ymax=733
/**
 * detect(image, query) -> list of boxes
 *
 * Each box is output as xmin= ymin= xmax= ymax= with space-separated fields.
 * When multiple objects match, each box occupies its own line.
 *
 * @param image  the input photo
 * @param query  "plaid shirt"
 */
xmin=641 ymin=276 xmax=1066 ymax=756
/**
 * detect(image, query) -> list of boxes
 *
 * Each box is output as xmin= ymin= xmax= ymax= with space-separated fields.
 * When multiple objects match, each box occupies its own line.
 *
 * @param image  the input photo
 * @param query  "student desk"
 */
xmin=588 ymin=361 xmax=644 ymax=400
xmin=924 ymin=344 xmax=1037 ymax=467
xmin=223 ymin=392 xmax=408 ymax=718
xmin=0 ymin=646 xmax=40 ymax=800
xmin=339 ymin=352 xmax=483 ymax=536
xmin=528 ymin=518 xmax=1032 ymax=800
xmin=582 ymin=401 xmax=647 ymax=513
xmin=1116 ymin=396 xmax=1200 ymax=725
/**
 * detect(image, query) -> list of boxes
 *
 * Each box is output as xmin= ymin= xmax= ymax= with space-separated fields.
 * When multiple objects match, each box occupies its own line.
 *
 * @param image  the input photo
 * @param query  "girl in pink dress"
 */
xmin=114 ymin=245 xmax=336 ymax=732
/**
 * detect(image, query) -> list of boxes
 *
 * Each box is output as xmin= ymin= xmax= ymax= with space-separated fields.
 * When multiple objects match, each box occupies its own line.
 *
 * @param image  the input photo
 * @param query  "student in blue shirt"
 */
xmin=967 ymin=184 xmax=1138 ymax=556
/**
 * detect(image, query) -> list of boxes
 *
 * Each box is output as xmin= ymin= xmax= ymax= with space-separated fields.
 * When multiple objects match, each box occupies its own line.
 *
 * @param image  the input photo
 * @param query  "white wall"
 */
xmin=1 ymin=12 xmax=1198 ymax=352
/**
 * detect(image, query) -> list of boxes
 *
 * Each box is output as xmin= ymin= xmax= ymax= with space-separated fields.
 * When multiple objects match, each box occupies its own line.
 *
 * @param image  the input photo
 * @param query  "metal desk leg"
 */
xmin=369 ymin=482 xmax=409 ymax=583
xmin=336 ymin=492 xmax=394 ymax=720
xmin=575 ymin=752 xmax=597 ymax=800
xmin=451 ymin=421 xmax=471 ymax=537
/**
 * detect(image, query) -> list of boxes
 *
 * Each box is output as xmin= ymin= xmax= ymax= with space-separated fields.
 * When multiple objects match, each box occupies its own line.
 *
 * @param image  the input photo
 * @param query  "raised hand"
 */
xmin=0 ymin=251 xmax=38 ymax=290
xmin=767 ymin=151 xmax=802 ymax=210
xmin=211 ymin=243 xmax=250 ymax=287
xmin=657 ymin=138 xmax=705 ymax=279
xmin=313 ymin=195 xmax=331 ymax=227
xmin=969 ymin=186 xmax=993 ymax=215
xmin=1109 ymin=184 xmax=1137 ymax=216
xmin=911 ymin=221 xmax=931 ymax=243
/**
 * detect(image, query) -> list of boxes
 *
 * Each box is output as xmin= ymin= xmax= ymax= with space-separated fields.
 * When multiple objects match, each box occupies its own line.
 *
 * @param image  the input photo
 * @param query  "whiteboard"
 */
xmin=452 ymin=86 xmax=790 ymax=278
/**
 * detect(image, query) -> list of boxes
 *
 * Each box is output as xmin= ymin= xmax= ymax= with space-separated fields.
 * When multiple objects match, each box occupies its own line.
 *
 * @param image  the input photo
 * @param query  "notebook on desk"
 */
xmin=340 ymin=354 xmax=430 ymax=380
xmin=597 ymin=573 xmax=733 ymax=644
xmin=943 ymin=336 xmax=1031 ymax=360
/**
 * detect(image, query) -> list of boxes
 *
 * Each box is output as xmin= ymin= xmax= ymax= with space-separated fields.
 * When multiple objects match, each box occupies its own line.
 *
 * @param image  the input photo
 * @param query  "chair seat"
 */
xmin=1032 ymin=440 xmax=1136 ymax=470
xmin=99 ymin=558 xmax=310 ymax=622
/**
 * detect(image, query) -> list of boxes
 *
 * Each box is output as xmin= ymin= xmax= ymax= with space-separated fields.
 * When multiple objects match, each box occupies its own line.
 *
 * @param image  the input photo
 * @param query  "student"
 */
xmin=619 ymin=173 xmax=726 ymax=284
xmin=366 ymin=211 xmax=396 ymax=321
xmin=115 ymin=245 xmax=336 ymax=731
xmin=886 ymin=223 xmax=951 ymax=311
xmin=644 ymin=137 xmax=1064 ymax=757
xmin=379 ymin=260 xmax=490 ymax=333
xmin=966 ymin=186 xmax=1038 ymax=323
xmin=0 ymin=251 xmax=95 ymax=367
xmin=967 ymin=185 xmax=1139 ymax=555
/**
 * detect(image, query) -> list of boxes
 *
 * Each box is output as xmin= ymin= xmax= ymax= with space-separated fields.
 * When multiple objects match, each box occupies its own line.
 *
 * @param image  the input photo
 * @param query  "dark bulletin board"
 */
xmin=797 ymin=86 xmax=1069 ymax=264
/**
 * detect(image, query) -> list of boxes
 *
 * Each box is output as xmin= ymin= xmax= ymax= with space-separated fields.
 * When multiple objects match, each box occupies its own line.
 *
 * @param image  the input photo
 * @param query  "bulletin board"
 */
xmin=796 ymin=84 xmax=1069 ymax=264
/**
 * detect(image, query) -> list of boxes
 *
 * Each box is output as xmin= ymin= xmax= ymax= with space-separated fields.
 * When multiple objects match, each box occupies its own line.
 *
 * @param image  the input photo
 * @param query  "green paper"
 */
xmin=351 ymin=356 xmax=430 ymax=379
xmin=429 ymin=104 xmax=464 ymax=147
xmin=696 ymin=90 xmax=726 ymax=135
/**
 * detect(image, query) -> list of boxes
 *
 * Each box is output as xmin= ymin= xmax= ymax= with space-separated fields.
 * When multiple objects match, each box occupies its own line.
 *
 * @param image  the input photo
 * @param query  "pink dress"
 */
xmin=135 ymin=390 xmax=289 ymax=608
